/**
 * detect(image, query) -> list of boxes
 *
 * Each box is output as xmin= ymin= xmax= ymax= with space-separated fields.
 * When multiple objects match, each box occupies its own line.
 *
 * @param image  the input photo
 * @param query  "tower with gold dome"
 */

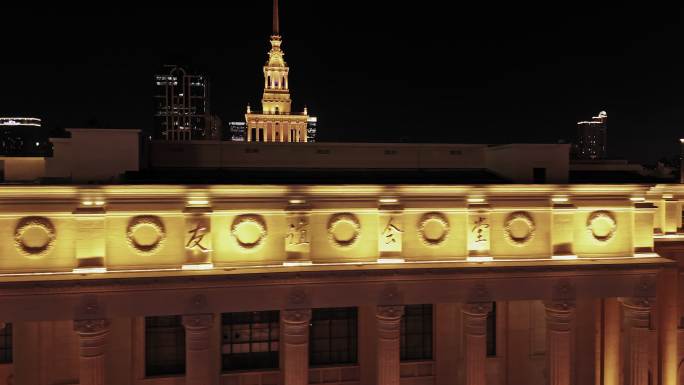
xmin=245 ymin=0 xmax=309 ymax=142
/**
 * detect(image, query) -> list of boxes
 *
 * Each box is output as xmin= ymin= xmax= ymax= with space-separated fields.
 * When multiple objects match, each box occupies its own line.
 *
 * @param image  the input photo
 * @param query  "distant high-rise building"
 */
xmin=0 ymin=117 xmax=50 ymax=156
xmin=154 ymin=65 xmax=211 ymax=141
xmin=244 ymin=0 xmax=309 ymax=142
xmin=228 ymin=122 xmax=247 ymax=141
xmin=573 ymin=111 xmax=607 ymax=160
xmin=307 ymin=116 xmax=317 ymax=142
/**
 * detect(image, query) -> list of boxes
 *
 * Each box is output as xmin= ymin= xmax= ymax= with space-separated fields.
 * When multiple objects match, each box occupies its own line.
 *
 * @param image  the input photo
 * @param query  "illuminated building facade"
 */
xmin=245 ymin=0 xmax=309 ymax=142
xmin=0 ymin=117 xmax=49 ymax=157
xmin=573 ymin=111 xmax=608 ymax=160
xmin=307 ymin=116 xmax=318 ymax=142
xmin=0 ymin=183 xmax=681 ymax=385
xmin=228 ymin=121 xmax=246 ymax=141
xmin=154 ymin=65 xmax=211 ymax=141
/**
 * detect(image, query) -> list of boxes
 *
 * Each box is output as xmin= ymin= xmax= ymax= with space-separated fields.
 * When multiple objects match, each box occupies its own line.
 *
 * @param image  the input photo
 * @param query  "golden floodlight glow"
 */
xmin=467 ymin=197 xmax=486 ymax=204
xmin=551 ymin=255 xmax=578 ymax=261
xmin=379 ymin=198 xmax=399 ymax=204
xmin=288 ymin=199 xmax=306 ymax=205
xmin=188 ymin=199 xmax=210 ymax=206
xmin=72 ymin=267 xmax=107 ymax=274
xmin=634 ymin=253 xmax=660 ymax=258
xmin=630 ymin=197 xmax=646 ymax=202
xmin=551 ymin=196 xmax=569 ymax=203
xmin=181 ymin=263 xmax=215 ymax=271
xmin=282 ymin=261 xmax=313 ymax=267
xmin=82 ymin=201 xmax=94 ymax=206
xmin=467 ymin=256 xmax=493 ymax=262
xmin=663 ymin=194 xmax=674 ymax=199
xmin=377 ymin=258 xmax=405 ymax=264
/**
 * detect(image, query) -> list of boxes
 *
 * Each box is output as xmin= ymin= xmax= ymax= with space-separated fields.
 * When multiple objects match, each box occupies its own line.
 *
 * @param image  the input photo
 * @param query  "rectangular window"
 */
xmin=486 ymin=303 xmax=496 ymax=357
xmin=0 ymin=323 xmax=12 ymax=364
xmin=401 ymin=305 xmax=433 ymax=361
xmin=145 ymin=316 xmax=185 ymax=377
xmin=310 ymin=307 xmax=358 ymax=366
xmin=222 ymin=311 xmax=280 ymax=372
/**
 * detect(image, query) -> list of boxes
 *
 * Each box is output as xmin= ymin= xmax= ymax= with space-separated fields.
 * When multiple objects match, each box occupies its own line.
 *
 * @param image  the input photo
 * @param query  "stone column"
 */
xmin=603 ymin=298 xmax=621 ymax=385
xmin=659 ymin=268 xmax=678 ymax=385
xmin=282 ymin=309 xmax=312 ymax=385
xmin=462 ymin=302 xmax=492 ymax=385
xmin=620 ymin=298 xmax=652 ymax=385
xmin=544 ymin=301 xmax=575 ymax=385
xmin=182 ymin=314 xmax=214 ymax=385
xmin=74 ymin=319 xmax=110 ymax=385
xmin=377 ymin=306 xmax=404 ymax=385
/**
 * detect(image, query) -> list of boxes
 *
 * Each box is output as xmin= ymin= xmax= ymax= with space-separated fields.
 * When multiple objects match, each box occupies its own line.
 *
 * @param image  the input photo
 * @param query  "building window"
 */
xmin=310 ymin=307 xmax=358 ymax=366
xmin=486 ymin=303 xmax=496 ymax=357
xmin=145 ymin=316 xmax=185 ymax=377
xmin=0 ymin=323 xmax=12 ymax=364
xmin=401 ymin=305 xmax=433 ymax=361
xmin=221 ymin=311 xmax=280 ymax=372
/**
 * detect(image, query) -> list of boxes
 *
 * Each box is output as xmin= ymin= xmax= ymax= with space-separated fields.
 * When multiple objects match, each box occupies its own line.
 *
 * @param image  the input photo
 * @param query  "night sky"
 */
xmin=2 ymin=4 xmax=684 ymax=164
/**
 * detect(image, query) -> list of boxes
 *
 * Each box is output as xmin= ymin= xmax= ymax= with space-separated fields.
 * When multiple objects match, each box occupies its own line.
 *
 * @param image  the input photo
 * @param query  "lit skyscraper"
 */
xmin=154 ymin=65 xmax=212 ymax=141
xmin=307 ymin=116 xmax=317 ymax=142
xmin=573 ymin=111 xmax=607 ymax=160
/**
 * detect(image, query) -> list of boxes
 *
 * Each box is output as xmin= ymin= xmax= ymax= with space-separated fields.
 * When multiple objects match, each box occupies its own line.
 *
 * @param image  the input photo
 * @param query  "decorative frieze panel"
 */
xmin=379 ymin=213 xmax=403 ymax=256
xmin=468 ymin=204 xmax=491 ymax=257
xmin=185 ymin=214 xmax=212 ymax=265
xmin=14 ymin=216 xmax=56 ymax=259
xmin=418 ymin=212 xmax=450 ymax=247
xmin=285 ymin=214 xmax=311 ymax=262
xmin=586 ymin=211 xmax=617 ymax=243
xmin=0 ymin=185 xmax=666 ymax=271
xmin=126 ymin=216 xmax=166 ymax=256
xmin=327 ymin=213 xmax=361 ymax=249
xmin=503 ymin=212 xmax=536 ymax=247
xmin=231 ymin=214 xmax=268 ymax=251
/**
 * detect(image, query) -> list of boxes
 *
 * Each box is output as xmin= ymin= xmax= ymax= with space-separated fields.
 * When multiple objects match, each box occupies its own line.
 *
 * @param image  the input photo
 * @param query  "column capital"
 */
xmin=74 ymin=319 xmax=110 ymax=335
xmin=462 ymin=302 xmax=493 ymax=317
xmin=182 ymin=314 xmax=214 ymax=330
xmin=282 ymin=309 xmax=312 ymax=324
xmin=377 ymin=305 xmax=404 ymax=320
xmin=462 ymin=302 xmax=492 ymax=337
xmin=544 ymin=301 xmax=575 ymax=333
xmin=619 ymin=297 xmax=653 ymax=329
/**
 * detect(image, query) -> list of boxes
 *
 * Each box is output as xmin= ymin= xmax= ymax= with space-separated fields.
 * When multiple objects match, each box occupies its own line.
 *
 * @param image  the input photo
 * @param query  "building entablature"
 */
xmin=0 ymin=183 xmax=676 ymax=279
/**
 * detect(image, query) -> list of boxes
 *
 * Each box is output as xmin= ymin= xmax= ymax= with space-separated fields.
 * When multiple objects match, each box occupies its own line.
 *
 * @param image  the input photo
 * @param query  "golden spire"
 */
xmin=273 ymin=0 xmax=280 ymax=36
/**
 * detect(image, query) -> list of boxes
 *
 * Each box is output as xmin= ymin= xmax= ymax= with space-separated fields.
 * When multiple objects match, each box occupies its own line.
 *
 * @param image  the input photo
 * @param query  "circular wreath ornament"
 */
xmin=418 ymin=212 xmax=450 ymax=247
xmin=14 ymin=217 xmax=56 ymax=259
xmin=126 ymin=216 xmax=166 ymax=256
xmin=231 ymin=214 xmax=268 ymax=250
xmin=327 ymin=213 xmax=361 ymax=248
xmin=503 ymin=211 xmax=536 ymax=247
xmin=587 ymin=211 xmax=617 ymax=243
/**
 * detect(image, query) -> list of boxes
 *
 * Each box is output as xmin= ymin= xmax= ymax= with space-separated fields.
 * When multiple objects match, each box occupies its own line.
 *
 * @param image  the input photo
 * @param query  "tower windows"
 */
xmin=267 ymin=76 xmax=271 ymax=88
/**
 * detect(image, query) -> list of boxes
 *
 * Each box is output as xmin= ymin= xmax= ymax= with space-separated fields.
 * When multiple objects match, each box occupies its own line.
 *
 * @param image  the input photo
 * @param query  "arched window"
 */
xmin=282 ymin=77 xmax=286 ymax=88
xmin=275 ymin=107 xmax=279 ymax=115
xmin=267 ymin=76 xmax=271 ymax=87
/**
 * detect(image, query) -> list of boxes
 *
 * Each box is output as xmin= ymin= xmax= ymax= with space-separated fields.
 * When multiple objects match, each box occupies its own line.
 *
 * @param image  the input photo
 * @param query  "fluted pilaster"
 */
xmin=377 ymin=306 xmax=404 ymax=385
xmin=282 ymin=309 xmax=312 ymax=385
xmin=182 ymin=314 xmax=214 ymax=385
xmin=544 ymin=301 xmax=575 ymax=385
xmin=620 ymin=298 xmax=652 ymax=385
xmin=74 ymin=319 xmax=110 ymax=385
xmin=462 ymin=303 xmax=492 ymax=385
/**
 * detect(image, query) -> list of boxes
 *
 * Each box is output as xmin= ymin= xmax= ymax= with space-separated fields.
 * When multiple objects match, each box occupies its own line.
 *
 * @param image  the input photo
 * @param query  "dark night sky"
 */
xmin=2 ymin=4 xmax=684 ymax=163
